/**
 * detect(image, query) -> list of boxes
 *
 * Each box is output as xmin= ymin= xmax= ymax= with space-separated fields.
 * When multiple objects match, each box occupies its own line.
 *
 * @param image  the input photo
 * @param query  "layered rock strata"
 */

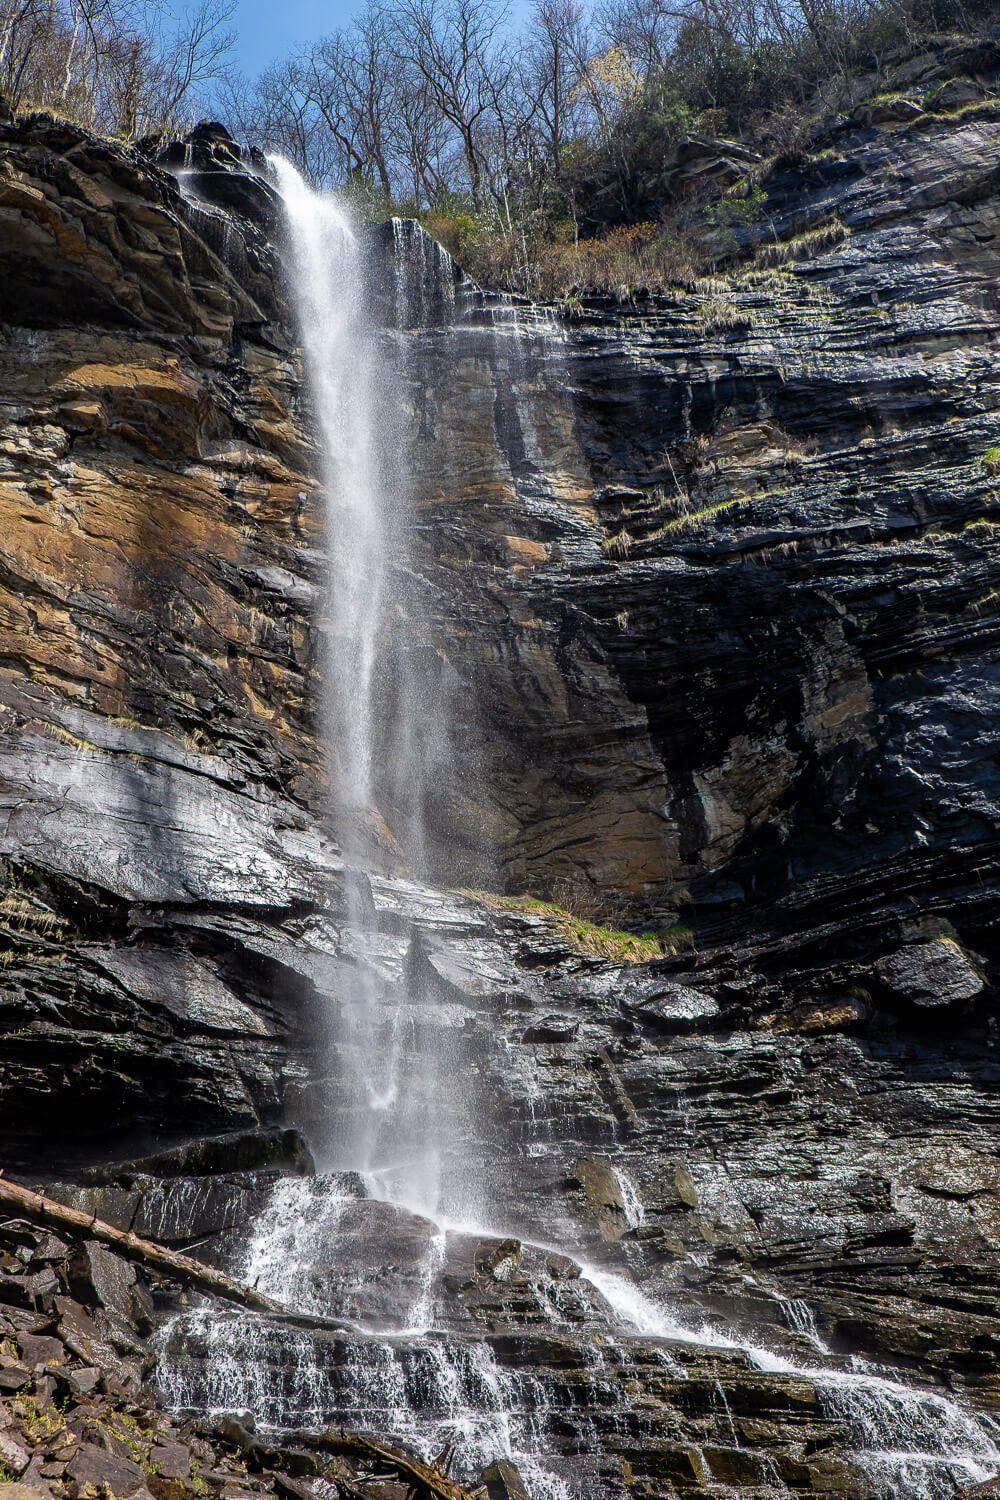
xmin=0 ymin=31 xmax=999 ymax=1497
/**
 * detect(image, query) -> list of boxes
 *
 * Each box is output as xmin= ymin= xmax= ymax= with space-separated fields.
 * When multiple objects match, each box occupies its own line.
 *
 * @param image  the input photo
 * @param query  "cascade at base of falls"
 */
xmin=159 ymin=1172 xmax=1000 ymax=1499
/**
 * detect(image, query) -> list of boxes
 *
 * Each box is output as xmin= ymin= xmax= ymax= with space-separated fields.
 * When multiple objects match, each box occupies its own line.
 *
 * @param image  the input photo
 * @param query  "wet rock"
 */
xmin=480 ymin=1459 xmax=531 ymax=1500
xmin=89 ymin=948 xmax=275 ymax=1037
xmin=85 ymin=1130 xmax=315 ymax=1183
xmin=521 ymin=1014 xmax=579 ymax=1042
xmin=874 ymin=939 xmax=985 ymax=1009
xmin=960 ymin=1477 xmax=1000 ymax=1499
xmin=570 ymin=1156 xmax=631 ymax=1240
xmin=474 ymin=1239 xmax=522 ymax=1282
xmin=67 ymin=1242 xmax=137 ymax=1321
xmin=544 ymin=1253 xmax=580 ymax=1281
xmin=910 ymin=1144 xmax=1000 ymax=1199
xmin=620 ymin=979 xmax=720 ymax=1032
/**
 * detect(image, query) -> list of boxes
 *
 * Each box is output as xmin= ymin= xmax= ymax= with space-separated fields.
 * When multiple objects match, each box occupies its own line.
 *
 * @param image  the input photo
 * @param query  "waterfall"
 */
xmin=159 ymin=159 xmax=1000 ymax=1500
xmin=268 ymin=160 xmax=386 ymax=855
xmin=268 ymin=158 xmax=461 ymax=1222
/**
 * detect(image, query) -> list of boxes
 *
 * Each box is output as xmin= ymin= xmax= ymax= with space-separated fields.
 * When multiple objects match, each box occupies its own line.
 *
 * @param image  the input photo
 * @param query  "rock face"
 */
xmin=1 ymin=34 xmax=1000 ymax=1498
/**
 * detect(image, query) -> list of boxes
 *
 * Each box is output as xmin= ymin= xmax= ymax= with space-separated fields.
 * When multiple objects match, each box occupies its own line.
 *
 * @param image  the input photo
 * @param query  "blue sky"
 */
xmin=228 ymin=0 xmax=529 ymax=76
xmin=230 ymin=0 xmax=350 ymax=75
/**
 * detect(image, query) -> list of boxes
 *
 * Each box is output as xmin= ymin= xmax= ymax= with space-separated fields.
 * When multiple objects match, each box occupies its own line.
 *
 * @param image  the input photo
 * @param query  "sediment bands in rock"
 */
xmin=0 ymin=33 xmax=999 ymax=1494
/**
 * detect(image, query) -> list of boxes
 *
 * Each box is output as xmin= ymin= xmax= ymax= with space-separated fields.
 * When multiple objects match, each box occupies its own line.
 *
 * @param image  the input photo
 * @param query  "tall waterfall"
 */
xmin=268 ymin=161 xmax=386 ymax=861
xmin=268 ymin=159 xmax=464 ymax=1221
xmin=159 ymin=161 xmax=1000 ymax=1500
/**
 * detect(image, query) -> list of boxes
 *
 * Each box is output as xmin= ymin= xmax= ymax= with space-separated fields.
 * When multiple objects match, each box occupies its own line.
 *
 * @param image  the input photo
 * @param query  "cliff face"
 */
xmin=1 ymin=36 xmax=1000 ymax=1498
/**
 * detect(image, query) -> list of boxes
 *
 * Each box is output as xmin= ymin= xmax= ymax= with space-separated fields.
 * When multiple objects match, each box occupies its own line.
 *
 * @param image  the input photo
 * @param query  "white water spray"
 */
xmin=269 ymin=157 xmax=465 ymax=1221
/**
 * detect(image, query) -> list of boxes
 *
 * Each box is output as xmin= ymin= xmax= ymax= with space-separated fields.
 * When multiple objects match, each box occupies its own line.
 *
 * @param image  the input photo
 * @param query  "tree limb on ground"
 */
xmin=0 ymin=1173 xmax=356 ymax=1333
xmin=321 ymin=1433 xmax=483 ymax=1500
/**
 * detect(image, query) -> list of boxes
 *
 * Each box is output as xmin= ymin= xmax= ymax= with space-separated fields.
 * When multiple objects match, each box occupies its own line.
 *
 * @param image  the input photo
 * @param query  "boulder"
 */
xmin=874 ymin=940 xmax=984 ymax=1010
xmin=16 ymin=1332 xmax=64 ymax=1368
xmin=621 ymin=979 xmax=720 ymax=1032
xmin=0 ymin=1434 xmax=31 ymax=1477
xmin=474 ymin=1239 xmax=522 ymax=1282
xmin=65 ymin=1444 xmax=145 ymax=1499
xmin=521 ymin=1014 xmax=579 ymax=1042
xmin=569 ymin=1155 xmax=633 ymax=1240
xmin=67 ymin=1242 xmax=136 ymax=1321
xmin=858 ymin=95 xmax=924 ymax=125
xmin=928 ymin=77 xmax=988 ymax=112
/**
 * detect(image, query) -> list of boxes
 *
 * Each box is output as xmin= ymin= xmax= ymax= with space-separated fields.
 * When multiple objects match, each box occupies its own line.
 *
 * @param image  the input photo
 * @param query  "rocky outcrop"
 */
xmin=0 ymin=113 xmax=328 ymax=1158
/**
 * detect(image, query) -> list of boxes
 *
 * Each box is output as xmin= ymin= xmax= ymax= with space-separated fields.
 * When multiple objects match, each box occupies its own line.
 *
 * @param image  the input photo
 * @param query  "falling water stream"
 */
xmin=160 ymin=161 xmax=1000 ymax=1499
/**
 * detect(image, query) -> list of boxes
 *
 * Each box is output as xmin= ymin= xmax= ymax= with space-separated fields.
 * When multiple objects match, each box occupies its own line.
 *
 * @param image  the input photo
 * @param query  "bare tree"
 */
xmin=390 ymin=0 xmax=514 ymax=210
xmin=522 ymin=0 xmax=592 ymax=182
xmin=0 ymin=0 xmax=234 ymax=135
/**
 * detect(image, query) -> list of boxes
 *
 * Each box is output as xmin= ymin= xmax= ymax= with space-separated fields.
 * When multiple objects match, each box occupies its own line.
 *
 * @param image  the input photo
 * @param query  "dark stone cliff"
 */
xmin=1 ymin=35 xmax=1000 ymax=1498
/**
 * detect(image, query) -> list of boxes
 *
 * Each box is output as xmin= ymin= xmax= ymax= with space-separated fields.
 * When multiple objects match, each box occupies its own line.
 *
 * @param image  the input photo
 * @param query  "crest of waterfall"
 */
xmin=387 ymin=216 xmax=460 ymax=329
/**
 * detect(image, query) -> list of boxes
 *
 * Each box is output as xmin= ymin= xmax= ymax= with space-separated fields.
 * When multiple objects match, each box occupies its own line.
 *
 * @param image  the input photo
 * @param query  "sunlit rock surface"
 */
xmin=1 ymin=41 xmax=1000 ymax=1495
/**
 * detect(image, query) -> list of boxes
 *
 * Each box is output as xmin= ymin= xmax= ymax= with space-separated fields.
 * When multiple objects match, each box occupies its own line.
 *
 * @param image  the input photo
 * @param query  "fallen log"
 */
xmin=321 ymin=1433 xmax=481 ymax=1500
xmin=0 ymin=1173 xmax=352 ymax=1329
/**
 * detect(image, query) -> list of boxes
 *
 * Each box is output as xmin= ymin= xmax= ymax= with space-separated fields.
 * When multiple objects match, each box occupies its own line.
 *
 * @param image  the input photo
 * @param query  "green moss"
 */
xmin=459 ymin=890 xmax=688 ymax=964
xmin=649 ymin=498 xmax=745 ymax=538
xmin=981 ymin=445 xmax=1000 ymax=475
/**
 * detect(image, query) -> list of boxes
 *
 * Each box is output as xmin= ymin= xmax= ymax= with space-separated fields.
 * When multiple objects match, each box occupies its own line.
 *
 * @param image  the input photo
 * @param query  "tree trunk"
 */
xmin=0 ymin=1174 xmax=352 ymax=1331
